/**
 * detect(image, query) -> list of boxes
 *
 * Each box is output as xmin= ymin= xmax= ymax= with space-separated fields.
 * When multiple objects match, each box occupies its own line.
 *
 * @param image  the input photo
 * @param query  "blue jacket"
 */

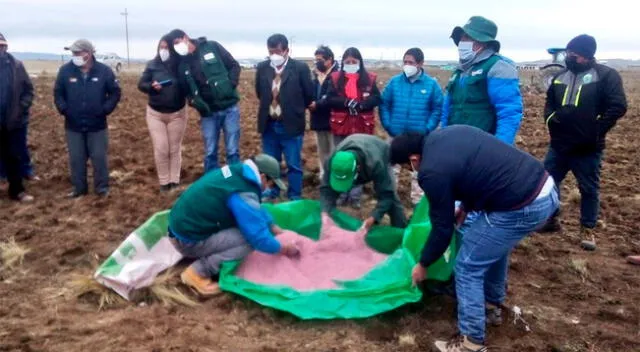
xmin=380 ymin=71 xmax=443 ymax=137
xmin=54 ymin=59 xmax=121 ymax=133
xmin=226 ymin=163 xmax=281 ymax=254
xmin=441 ymin=52 xmax=523 ymax=145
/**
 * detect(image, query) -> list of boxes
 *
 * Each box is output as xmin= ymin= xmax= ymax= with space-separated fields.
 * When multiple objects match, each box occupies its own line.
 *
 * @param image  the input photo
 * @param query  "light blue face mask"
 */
xmin=457 ymin=41 xmax=476 ymax=63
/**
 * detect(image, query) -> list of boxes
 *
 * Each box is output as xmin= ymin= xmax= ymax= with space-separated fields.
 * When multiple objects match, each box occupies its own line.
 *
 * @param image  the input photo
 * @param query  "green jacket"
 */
xmin=168 ymin=163 xmax=261 ymax=241
xmin=179 ymin=38 xmax=240 ymax=116
xmin=320 ymin=134 xmax=401 ymax=221
xmin=445 ymin=54 xmax=500 ymax=134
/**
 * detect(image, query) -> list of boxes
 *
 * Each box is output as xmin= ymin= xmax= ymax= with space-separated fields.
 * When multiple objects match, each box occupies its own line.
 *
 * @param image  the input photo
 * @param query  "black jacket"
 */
xmin=545 ymin=63 xmax=627 ymax=155
xmin=54 ymin=59 xmax=121 ymax=132
xmin=138 ymin=59 xmax=187 ymax=113
xmin=416 ymin=125 xmax=548 ymax=268
xmin=255 ymin=58 xmax=314 ymax=136
xmin=310 ymin=63 xmax=339 ymax=131
xmin=0 ymin=53 xmax=34 ymax=131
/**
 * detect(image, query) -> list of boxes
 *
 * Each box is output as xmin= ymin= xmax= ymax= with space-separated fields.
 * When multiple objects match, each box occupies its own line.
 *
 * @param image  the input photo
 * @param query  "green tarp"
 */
xmin=218 ymin=197 xmax=457 ymax=320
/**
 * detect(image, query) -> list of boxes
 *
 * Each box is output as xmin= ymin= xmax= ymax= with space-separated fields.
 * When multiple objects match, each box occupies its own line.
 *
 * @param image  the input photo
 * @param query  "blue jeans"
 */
xmin=0 ymin=123 xmax=34 ymax=179
xmin=261 ymin=121 xmax=303 ymax=200
xmin=455 ymin=182 xmax=559 ymax=342
xmin=543 ymin=147 xmax=602 ymax=228
xmin=200 ymin=104 xmax=240 ymax=172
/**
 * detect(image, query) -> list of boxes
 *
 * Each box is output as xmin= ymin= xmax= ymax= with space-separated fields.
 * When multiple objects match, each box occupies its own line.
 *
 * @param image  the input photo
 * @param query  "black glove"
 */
xmin=347 ymin=99 xmax=359 ymax=116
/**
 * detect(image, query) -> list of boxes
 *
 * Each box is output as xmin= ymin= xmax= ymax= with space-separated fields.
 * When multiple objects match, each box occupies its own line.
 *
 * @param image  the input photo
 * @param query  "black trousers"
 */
xmin=0 ymin=126 xmax=26 ymax=199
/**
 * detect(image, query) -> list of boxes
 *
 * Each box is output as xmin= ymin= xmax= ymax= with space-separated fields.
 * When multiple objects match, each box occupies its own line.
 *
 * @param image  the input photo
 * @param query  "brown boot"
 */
xmin=180 ymin=266 xmax=222 ymax=297
xmin=434 ymin=335 xmax=488 ymax=352
xmin=579 ymin=226 xmax=597 ymax=251
xmin=537 ymin=216 xmax=561 ymax=233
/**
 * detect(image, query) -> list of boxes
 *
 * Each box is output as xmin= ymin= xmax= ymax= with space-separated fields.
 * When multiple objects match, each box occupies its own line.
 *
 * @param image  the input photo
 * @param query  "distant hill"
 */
xmin=13 ymin=52 xmax=66 ymax=61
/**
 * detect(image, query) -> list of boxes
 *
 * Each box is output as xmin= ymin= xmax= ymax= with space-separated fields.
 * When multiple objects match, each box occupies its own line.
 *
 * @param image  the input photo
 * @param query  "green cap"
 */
xmin=253 ymin=154 xmax=287 ymax=191
xmin=330 ymin=151 xmax=357 ymax=193
xmin=451 ymin=16 xmax=500 ymax=52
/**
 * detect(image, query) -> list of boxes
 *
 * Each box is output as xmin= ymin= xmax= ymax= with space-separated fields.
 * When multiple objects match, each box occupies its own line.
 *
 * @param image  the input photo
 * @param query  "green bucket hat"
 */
xmin=253 ymin=154 xmax=287 ymax=191
xmin=330 ymin=151 xmax=357 ymax=193
xmin=451 ymin=16 xmax=500 ymax=52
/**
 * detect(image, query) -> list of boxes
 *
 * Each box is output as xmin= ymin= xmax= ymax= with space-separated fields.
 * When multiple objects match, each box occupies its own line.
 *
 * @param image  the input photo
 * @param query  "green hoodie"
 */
xmin=320 ymin=134 xmax=404 ymax=223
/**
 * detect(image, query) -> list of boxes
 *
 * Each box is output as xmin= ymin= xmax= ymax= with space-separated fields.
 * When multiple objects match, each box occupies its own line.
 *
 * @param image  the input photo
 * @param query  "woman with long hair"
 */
xmin=138 ymin=34 xmax=188 ymax=192
xmin=324 ymin=47 xmax=381 ymax=208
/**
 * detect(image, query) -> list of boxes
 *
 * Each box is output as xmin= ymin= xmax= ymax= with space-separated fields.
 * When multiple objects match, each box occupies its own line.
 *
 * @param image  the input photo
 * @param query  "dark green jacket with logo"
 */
xmin=319 ymin=134 xmax=403 ymax=223
xmin=442 ymin=50 xmax=523 ymax=145
xmin=168 ymin=163 xmax=262 ymax=241
xmin=179 ymin=38 xmax=240 ymax=116
xmin=545 ymin=63 xmax=627 ymax=154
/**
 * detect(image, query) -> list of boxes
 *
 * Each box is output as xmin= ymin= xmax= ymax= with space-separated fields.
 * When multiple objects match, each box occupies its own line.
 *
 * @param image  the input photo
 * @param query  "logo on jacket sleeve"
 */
xmin=204 ymin=52 xmax=216 ymax=61
xmin=420 ymin=89 xmax=427 ymax=94
xmin=221 ymin=165 xmax=232 ymax=178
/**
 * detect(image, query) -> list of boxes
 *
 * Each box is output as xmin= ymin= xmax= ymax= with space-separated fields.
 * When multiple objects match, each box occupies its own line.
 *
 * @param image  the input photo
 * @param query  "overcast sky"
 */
xmin=1 ymin=0 xmax=639 ymax=62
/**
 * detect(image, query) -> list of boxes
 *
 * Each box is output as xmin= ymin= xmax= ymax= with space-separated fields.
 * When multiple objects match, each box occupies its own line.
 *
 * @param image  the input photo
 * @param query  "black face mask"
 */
xmin=565 ymin=56 xmax=590 ymax=73
xmin=315 ymin=60 xmax=327 ymax=72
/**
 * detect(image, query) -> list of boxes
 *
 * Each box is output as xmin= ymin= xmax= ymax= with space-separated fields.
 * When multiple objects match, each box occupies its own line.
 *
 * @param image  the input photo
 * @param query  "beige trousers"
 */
xmin=146 ymin=106 xmax=188 ymax=185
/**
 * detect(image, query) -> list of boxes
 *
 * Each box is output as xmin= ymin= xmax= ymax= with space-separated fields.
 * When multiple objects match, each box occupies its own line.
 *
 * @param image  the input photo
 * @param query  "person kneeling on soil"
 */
xmin=168 ymin=154 xmax=300 ymax=297
xmin=390 ymin=125 xmax=559 ymax=352
xmin=320 ymin=134 xmax=407 ymax=232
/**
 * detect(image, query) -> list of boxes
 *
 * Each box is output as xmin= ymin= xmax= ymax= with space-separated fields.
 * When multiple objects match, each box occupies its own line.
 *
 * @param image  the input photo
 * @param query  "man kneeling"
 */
xmin=168 ymin=154 xmax=300 ymax=297
xmin=390 ymin=126 xmax=559 ymax=352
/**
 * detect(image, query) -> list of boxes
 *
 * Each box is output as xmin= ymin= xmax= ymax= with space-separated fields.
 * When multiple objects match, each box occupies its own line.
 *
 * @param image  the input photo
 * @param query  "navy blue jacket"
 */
xmin=54 ymin=59 xmax=121 ymax=132
xmin=0 ymin=54 xmax=34 ymax=131
xmin=416 ymin=125 xmax=548 ymax=268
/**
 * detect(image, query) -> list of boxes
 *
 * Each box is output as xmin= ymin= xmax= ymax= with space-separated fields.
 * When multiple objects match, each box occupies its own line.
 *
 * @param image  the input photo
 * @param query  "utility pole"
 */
xmin=120 ymin=8 xmax=130 ymax=68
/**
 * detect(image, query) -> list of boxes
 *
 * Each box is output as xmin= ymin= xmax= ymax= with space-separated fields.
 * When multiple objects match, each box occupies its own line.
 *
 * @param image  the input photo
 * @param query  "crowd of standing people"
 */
xmin=0 ymin=14 xmax=634 ymax=352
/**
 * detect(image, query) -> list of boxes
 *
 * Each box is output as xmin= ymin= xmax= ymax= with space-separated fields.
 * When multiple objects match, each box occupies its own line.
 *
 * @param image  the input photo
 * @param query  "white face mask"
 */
xmin=72 ymin=55 xmax=86 ymax=67
xmin=174 ymin=41 xmax=189 ymax=56
xmin=403 ymin=65 xmax=419 ymax=77
xmin=270 ymin=54 xmax=286 ymax=67
xmin=159 ymin=49 xmax=170 ymax=62
xmin=458 ymin=41 xmax=476 ymax=63
xmin=343 ymin=63 xmax=359 ymax=74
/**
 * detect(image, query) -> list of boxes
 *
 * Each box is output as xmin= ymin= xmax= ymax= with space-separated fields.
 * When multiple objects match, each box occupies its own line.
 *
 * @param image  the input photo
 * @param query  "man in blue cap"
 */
xmin=538 ymin=34 xmax=627 ymax=251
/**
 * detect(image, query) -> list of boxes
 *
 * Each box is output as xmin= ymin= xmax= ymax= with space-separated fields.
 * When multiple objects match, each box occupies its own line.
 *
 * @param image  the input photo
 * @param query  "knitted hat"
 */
xmin=389 ymin=132 xmax=426 ymax=165
xmin=566 ymin=34 xmax=597 ymax=59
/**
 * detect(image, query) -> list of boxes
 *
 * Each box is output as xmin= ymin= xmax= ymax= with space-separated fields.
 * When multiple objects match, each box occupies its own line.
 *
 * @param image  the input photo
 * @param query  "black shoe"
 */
xmin=160 ymin=184 xmax=172 ymax=193
xmin=67 ymin=190 xmax=87 ymax=199
xmin=537 ymin=217 xmax=561 ymax=233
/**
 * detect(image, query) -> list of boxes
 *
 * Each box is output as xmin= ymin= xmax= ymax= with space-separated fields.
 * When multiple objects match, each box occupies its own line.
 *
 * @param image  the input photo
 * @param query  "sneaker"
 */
xmin=579 ymin=226 xmax=597 ymax=251
xmin=25 ymin=175 xmax=41 ymax=182
xmin=16 ymin=192 xmax=34 ymax=203
xmin=66 ymin=190 xmax=87 ymax=199
xmin=486 ymin=305 xmax=503 ymax=326
xmin=537 ymin=216 xmax=561 ymax=233
xmin=160 ymin=184 xmax=172 ymax=193
xmin=626 ymin=255 xmax=640 ymax=266
xmin=96 ymin=189 xmax=110 ymax=197
xmin=180 ymin=266 xmax=222 ymax=297
xmin=434 ymin=335 xmax=488 ymax=352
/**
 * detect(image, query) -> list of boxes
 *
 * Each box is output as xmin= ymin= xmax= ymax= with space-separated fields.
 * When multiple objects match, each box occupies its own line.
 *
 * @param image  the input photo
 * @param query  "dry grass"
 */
xmin=569 ymin=258 xmax=589 ymax=282
xmin=0 ymin=238 xmax=30 ymax=271
xmin=147 ymin=269 xmax=199 ymax=308
xmin=68 ymin=269 xmax=198 ymax=310
xmin=68 ymin=274 xmax=126 ymax=310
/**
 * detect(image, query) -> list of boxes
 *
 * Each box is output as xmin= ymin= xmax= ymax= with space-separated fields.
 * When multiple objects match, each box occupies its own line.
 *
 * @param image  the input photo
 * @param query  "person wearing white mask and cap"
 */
xmin=54 ymin=38 xmax=121 ymax=198
xmin=167 ymin=29 xmax=241 ymax=174
xmin=380 ymin=47 xmax=444 ymax=205
xmin=138 ymin=34 xmax=189 ymax=193
xmin=441 ymin=16 xmax=523 ymax=146
xmin=255 ymin=33 xmax=314 ymax=201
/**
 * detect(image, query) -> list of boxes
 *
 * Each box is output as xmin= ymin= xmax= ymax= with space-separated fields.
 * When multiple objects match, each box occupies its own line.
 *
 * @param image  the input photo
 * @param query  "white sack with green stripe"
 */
xmin=94 ymin=210 xmax=182 ymax=300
